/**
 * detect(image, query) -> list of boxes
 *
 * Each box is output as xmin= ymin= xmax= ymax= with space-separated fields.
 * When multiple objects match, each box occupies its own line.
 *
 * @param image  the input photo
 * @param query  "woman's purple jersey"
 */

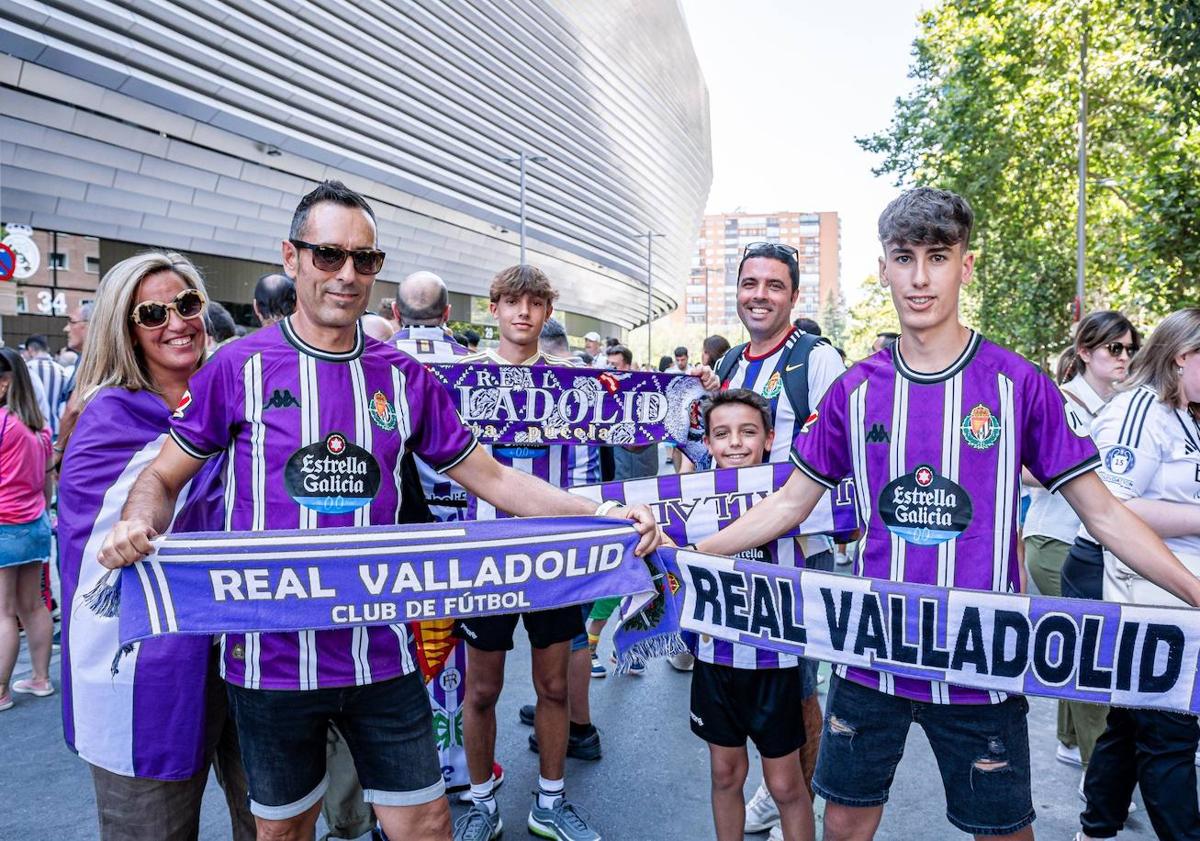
xmin=791 ymin=332 xmax=1099 ymax=704
xmin=170 ymin=318 xmax=476 ymax=691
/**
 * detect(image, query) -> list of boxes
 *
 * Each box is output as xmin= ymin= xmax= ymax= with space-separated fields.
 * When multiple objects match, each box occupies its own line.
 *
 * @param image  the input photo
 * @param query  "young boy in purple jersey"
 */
xmin=697 ymin=187 xmax=1200 ymax=841
xmin=97 ymin=181 xmax=661 ymax=841
xmin=689 ymin=389 xmax=814 ymax=841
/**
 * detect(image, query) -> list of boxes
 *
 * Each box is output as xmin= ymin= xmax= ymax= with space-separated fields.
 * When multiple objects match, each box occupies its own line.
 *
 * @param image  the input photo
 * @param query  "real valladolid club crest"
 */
xmin=369 ymin=389 xmax=397 ymax=431
xmin=960 ymin=403 xmax=1001 ymax=450
xmin=762 ymin=371 xmax=783 ymax=399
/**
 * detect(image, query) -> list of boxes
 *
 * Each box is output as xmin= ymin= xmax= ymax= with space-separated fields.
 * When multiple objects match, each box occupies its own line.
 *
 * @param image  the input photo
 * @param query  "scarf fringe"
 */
xmin=82 ymin=570 xmax=121 ymax=618
xmin=613 ymin=633 xmax=687 ymax=674
xmin=109 ymin=643 xmax=135 ymax=677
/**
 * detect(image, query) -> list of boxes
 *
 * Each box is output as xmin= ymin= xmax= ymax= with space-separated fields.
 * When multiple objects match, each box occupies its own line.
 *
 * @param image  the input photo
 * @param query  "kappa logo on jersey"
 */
xmin=172 ymin=390 xmax=192 ymax=419
xmin=1105 ymin=446 xmax=1136 ymax=475
xmin=285 ymin=432 xmax=382 ymax=513
xmin=762 ymin=371 xmax=783 ymax=399
xmin=865 ymin=422 xmax=890 ymax=444
xmin=231 ymin=643 xmax=245 ymax=660
xmin=800 ymin=411 xmax=819 ymax=433
xmin=264 ymin=388 xmax=301 ymax=410
xmin=879 ymin=464 xmax=974 ymax=546
xmin=369 ymin=390 xmax=397 ymax=431
xmin=960 ymin=404 xmax=1001 ymax=450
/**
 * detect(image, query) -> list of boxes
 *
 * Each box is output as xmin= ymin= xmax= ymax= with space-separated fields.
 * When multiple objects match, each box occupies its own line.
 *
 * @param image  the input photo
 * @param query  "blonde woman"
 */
xmin=1076 ymin=308 xmax=1200 ymax=841
xmin=58 ymin=252 xmax=253 ymax=841
xmin=0 ymin=348 xmax=53 ymax=710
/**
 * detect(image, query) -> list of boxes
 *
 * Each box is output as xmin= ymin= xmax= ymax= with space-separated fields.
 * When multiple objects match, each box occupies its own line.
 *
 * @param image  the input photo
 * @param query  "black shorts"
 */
xmin=689 ymin=660 xmax=806 ymax=758
xmin=455 ymin=605 xmax=584 ymax=652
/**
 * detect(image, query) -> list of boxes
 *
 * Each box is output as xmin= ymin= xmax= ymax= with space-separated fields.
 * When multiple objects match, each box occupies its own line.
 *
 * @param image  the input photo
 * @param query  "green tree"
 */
xmin=859 ymin=0 xmax=1200 ymax=361
xmin=844 ymin=277 xmax=901 ymax=361
xmin=820 ymin=289 xmax=849 ymax=349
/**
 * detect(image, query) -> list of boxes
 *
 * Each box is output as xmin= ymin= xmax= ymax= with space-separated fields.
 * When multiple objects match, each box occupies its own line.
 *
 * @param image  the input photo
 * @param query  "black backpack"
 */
xmin=715 ymin=330 xmax=830 ymax=424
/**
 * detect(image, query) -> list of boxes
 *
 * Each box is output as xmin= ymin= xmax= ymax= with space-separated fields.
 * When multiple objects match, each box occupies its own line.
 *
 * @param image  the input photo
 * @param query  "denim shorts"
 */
xmin=814 ymin=674 xmax=1035 ymax=836
xmin=225 ymin=672 xmax=443 ymax=820
xmin=0 ymin=511 xmax=51 ymax=568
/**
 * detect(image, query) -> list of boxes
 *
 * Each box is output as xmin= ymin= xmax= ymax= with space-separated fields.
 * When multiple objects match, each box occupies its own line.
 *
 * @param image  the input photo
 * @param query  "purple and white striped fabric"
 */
xmin=59 ymin=387 xmax=223 ymax=779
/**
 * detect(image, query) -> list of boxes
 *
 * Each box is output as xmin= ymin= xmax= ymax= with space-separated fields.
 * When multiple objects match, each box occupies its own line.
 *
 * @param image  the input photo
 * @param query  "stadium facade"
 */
xmin=0 ymin=0 xmax=711 ymax=348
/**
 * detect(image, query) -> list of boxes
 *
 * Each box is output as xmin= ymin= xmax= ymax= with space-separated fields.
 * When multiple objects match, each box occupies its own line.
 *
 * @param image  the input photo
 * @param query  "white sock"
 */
xmin=537 ymin=776 xmax=564 ymax=809
xmin=471 ymin=777 xmax=497 ymax=813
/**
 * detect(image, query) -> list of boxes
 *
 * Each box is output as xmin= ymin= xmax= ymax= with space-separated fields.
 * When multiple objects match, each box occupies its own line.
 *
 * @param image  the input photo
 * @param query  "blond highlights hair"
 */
xmin=1123 ymin=307 xmax=1200 ymax=417
xmin=489 ymin=265 xmax=559 ymax=304
xmin=74 ymin=252 xmax=208 ymax=406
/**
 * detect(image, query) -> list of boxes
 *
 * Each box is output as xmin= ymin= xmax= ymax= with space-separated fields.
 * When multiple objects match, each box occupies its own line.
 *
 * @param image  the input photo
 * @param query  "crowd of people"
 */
xmin=0 ymin=180 xmax=1198 ymax=841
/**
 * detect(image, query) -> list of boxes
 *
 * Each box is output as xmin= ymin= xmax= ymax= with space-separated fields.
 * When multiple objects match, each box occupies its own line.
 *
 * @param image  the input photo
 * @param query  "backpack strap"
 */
xmin=780 ymin=332 xmax=830 ymax=424
xmin=714 ymin=342 xmax=749 ymax=386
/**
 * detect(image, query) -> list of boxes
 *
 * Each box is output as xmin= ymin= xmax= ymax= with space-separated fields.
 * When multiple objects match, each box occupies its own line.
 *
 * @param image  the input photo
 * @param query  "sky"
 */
xmin=678 ymin=0 xmax=929 ymax=302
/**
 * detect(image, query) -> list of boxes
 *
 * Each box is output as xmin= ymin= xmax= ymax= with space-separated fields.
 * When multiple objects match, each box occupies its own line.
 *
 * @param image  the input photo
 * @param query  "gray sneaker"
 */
xmin=453 ymin=803 xmax=503 ymax=841
xmin=527 ymin=794 xmax=600 ymax=840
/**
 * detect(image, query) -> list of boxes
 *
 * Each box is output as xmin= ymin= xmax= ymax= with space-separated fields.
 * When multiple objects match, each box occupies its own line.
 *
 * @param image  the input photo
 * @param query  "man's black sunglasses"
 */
xmin=290 ymin=240 xmax=386 ymax=275
xmin=742 ymin=241 xmax=799 ymax=262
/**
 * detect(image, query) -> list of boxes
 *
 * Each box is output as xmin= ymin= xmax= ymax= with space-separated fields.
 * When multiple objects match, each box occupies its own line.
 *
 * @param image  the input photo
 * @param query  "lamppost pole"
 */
xmin=1075 ymin=6 xmax=1088 ymax=321
xmin=636 ymin=231 xmax=665 ymax=366
xmin=499 ymin=151 xmax=547 ymax=266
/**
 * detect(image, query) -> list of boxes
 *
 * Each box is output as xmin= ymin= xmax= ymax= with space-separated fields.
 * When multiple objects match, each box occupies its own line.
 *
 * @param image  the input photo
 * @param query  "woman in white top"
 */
xmin=1076 ymin=308 xmax=1200 ymax=841
xmin=1024 ymin=311 xmax=1140 ymax=769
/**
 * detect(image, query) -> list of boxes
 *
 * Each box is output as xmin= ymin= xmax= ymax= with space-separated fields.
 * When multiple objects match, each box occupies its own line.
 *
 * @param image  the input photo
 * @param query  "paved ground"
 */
xmin=2 ymin=629 xmax=1166 ymax=840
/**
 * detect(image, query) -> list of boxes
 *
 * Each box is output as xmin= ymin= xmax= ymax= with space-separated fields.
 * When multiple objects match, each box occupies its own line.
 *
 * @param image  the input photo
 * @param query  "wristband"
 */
xmin=594 ymin=499 xmax=622 ymax=517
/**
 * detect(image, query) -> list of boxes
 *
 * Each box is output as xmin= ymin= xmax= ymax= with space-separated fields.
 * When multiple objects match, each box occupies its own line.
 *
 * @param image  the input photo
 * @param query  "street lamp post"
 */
xmin=1075 ymin=7 xmax=1088 ymax=321
xmin=499 ymin=151 xmax=547 ymax=266
xmin=635 ymin=231 xmax=665 ymax=366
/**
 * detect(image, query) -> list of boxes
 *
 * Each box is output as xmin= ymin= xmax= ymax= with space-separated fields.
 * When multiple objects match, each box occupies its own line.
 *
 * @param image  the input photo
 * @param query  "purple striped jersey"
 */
xmin=170 ymin=318 xmax=476 ymax=690
xmin=462 ymin=349 xmax=600 ymax=519
xmin=391 ymin=326 xmax=471 ymax=521
xmin=792 ymin=332 xmax=1099 ymax=703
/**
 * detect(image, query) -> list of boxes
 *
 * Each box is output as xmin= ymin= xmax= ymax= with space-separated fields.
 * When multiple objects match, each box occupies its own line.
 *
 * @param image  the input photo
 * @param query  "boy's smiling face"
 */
xmin=705 ymin=402 xmax=774 ymax=468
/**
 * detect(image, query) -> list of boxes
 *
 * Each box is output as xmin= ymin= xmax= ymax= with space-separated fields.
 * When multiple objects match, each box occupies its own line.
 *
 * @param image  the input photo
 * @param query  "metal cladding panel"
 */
xmin=1 ymin=0 xmax=711 ymax=329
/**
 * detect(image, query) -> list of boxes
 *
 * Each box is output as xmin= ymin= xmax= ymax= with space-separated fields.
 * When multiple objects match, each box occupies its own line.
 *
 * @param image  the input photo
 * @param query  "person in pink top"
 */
xmin=0 ymin=347 xmax=54 ymax=711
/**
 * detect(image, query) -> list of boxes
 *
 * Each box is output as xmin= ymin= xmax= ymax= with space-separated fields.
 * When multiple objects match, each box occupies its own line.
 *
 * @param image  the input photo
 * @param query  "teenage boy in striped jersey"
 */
xmin=690 ymin=388 xmax=814 ymax=841
xmin=697 ymin=187 xmax=1200 ymax=841
xmin=97 ymin=182 xmax=660 ymax=841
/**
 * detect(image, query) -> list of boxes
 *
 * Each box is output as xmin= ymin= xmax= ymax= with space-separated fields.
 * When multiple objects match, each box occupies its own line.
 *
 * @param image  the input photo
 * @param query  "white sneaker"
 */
xmin=1056 ymin=742 xmax=1083 ymax=767
xmin=744 ymin=782 xmax=780 ymax=833
xmin=767 ymin=826 xmax=783 ymax=841
xmin=1078 ymin=770 xmax=1137 ymax=814
xmin=668 ymin=651 xmax=695 ymax=672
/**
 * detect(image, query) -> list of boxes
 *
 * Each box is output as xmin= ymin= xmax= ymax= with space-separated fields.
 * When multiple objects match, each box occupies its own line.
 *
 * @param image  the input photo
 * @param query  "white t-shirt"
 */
xmin=1023 ymin=375 xmax=1107 ymax=544
xmin=1087 ymin=385 xmax=1200 ymax=558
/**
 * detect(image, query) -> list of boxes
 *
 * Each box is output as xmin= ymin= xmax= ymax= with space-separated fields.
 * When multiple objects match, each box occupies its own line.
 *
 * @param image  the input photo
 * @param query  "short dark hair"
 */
xmin=606 ymin=345 xmax=633 ymax=366
xmin=658 ymin=355 xmax=673 ymax=372
xmin=702 ymin=334 xmax=731 ymax=364
xmin=605 ymin=337 xmax=619 ymax=348
xmin=489 ymin=265 xmax=558 ymax=304
xmin=24 ymin=334 xmax=49 ymax=353
xmin=793 ymin=317 xmax=821 ymax=336
xmin=737 ymin=243 xmax=799 ymax=292
xmin=204 ymin=300 xmax=237 ymax=342
xmin=540 ymin=318 xmax=567 ymax=342
xmin=254 ymin=273 xmax=296 ymax=322
xmin=673 ymin=346 xmax=688 ymax=357
xmin=878 ymin=187 xmax=973 ymax=250
xmin=702 ymin=388 xmax=773 ymax=434
xmin=463 ymin=329 xmax=480 ymax=346
xmin=289 ymin=180 xmax=377 ymax=242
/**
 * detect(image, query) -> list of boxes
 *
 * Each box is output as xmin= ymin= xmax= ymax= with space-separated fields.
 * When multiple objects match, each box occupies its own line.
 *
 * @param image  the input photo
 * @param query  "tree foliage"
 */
xmin=859 ymin=0 xmax=1200 ymax=362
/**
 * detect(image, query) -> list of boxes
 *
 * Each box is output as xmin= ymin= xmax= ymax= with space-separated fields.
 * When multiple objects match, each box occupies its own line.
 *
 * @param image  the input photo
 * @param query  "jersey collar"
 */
xmin=892 ymin=330 xmax=982 ymax=384
xmin=1061 ymin=374 xmax=1107 ymax=415
xmin=743 ymin=327 xmax=797 ymax=362
xmin=281 ymin=316 xmax=364 ymax=362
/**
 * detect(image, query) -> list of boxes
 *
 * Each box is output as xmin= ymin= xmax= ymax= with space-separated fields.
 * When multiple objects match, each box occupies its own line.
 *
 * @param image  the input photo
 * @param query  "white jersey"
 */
xmin=391 ymin=326 xmax=471 ymax=521
xmin=1089 ymin=385 xmax=1200 ymax=558
xmin=1024 ymin=375 xmax=1107 ymax=544
xmin=720 ymin=328 xmax=845 ymax=557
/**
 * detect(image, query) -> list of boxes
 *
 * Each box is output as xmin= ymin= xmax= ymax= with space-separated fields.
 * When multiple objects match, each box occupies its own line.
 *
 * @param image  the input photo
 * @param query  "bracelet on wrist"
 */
xmin=594 ymin=499 xmax=622 ymax=517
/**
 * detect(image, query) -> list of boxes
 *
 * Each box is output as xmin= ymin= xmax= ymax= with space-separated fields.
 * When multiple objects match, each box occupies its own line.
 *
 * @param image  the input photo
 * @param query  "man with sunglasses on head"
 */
xmin=710 ymin=240 xmax=847 ymax=835
xmin=96 ymin=180 xmax=661 ymax=841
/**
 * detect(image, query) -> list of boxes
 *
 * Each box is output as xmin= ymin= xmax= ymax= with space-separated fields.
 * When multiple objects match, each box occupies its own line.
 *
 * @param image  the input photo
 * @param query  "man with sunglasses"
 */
xmin=97 ymin=180 xmax=661 ymax=841
xmin=710 ymin=240 xmax=846 ymax=835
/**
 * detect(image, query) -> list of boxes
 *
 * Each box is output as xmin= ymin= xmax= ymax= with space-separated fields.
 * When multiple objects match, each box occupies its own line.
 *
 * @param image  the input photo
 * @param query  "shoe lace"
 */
xmin=453 ymin=806 xmax=494 ymax=839
xmin=554 ymin=799 xmax=593 ymax=832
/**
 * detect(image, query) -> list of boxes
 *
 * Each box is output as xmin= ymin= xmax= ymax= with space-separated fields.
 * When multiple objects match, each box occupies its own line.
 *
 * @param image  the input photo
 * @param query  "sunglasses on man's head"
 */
xmin=742 ymin=241 xmax=799 ymax=262
xmin=130 ymin=288 xmax=206 ymax=330
xmin=1102 ymin=342 xmax=1138 ymax=358
xmin=290 ymin=240 xmax=386 ymax=275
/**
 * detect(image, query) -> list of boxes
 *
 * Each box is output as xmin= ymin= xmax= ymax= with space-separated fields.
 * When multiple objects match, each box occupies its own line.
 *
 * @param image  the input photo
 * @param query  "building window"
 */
xmin=49 ymin=252 xmax=69 ymax=270
xmin=85 ymin=256 xmax=101 ymax=274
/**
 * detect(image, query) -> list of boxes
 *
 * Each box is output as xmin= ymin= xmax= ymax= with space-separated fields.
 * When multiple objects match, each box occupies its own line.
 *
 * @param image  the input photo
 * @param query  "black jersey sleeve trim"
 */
xmin=434 ymin=438 xmax=478 ymax=473
xmin=790 ymin=451 xmax=838 ymax=489
xmin=169 ymin=428 xmax=220 ymax=460
xmin=1046 ymin=454 xmax=1102 ymax=494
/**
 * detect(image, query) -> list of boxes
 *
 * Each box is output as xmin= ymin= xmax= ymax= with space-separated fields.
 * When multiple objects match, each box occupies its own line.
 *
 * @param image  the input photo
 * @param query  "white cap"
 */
xmin=583 ymin=331 xmax=602 ymax=342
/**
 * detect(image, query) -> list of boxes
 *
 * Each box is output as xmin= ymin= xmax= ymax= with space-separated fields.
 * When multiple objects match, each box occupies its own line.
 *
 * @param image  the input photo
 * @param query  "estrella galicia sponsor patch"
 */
xmin=369 ymin=390 xmax=397 ymax=431
xmin=762 ymin=371 xmax=783 ymax=399
xmin=879 ymin=464 xmax=973 ymax=546
xmin=285 ymin=432 xmax=381 ymax=513
xmin=172 ymin=390 xmax=192 ymax=419
xmin=960 ymin=403 xmax=1001 ymax=450
xmin=1105 ymin=446 xmax=1135 ymax=474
